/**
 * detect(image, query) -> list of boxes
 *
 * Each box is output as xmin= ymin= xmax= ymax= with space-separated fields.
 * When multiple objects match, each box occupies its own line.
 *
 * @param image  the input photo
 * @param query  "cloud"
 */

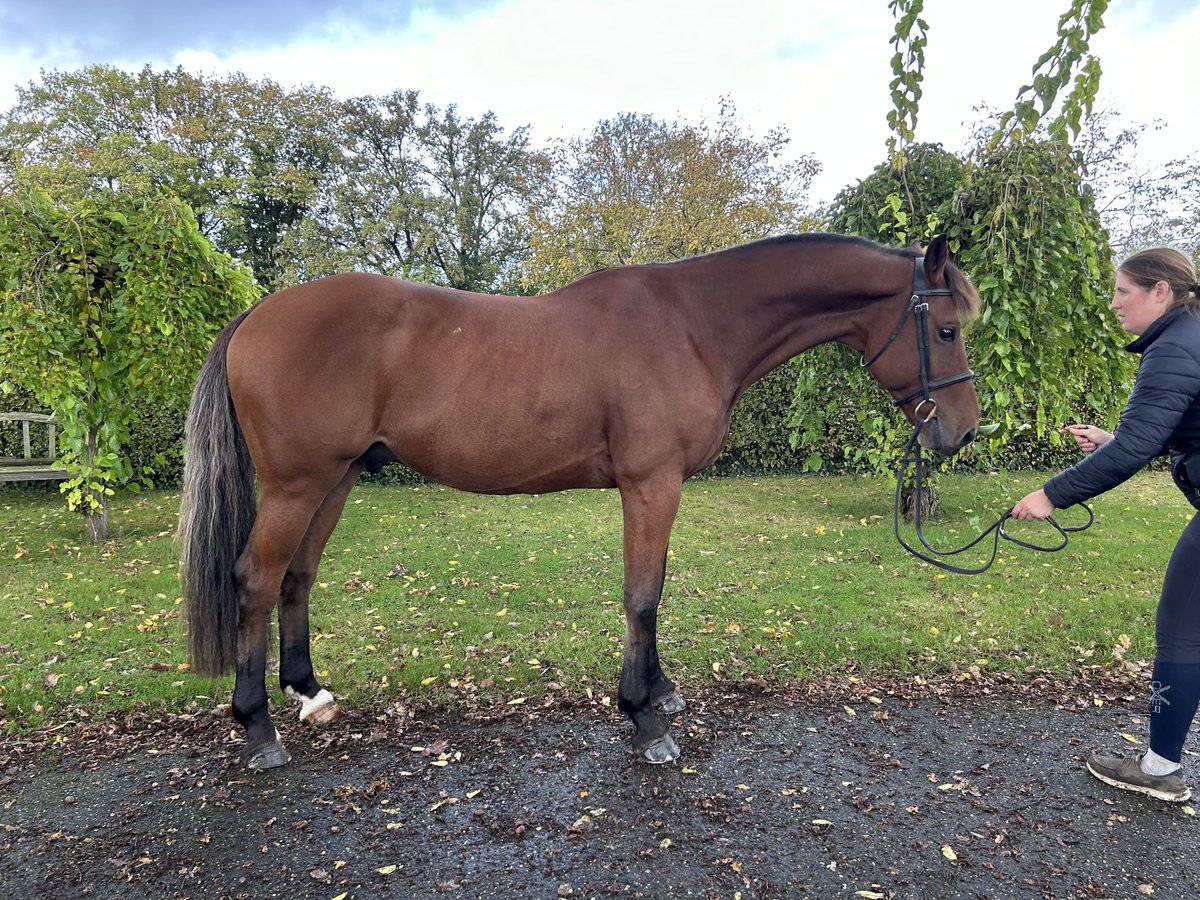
xmin=0 ymin=0 xmax=499 ymax=62
xmin=0 ymin=0 xmax=1195 ymax=207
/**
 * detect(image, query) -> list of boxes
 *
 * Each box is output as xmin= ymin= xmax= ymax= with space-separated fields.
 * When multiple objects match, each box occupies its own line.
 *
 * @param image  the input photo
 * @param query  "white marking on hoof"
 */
xmin=287 ymin=687 xmax=340 ymax=723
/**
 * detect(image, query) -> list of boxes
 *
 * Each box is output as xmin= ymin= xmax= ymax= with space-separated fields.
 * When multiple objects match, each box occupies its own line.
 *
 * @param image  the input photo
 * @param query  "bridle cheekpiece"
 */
xmin=860 ymin=256 xmax=975 ymax=415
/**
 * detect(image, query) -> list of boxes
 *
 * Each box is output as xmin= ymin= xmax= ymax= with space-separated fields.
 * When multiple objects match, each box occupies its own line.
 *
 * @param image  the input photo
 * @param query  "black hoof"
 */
xmin=653 ymin=690 xmax=686 ymax=715
xmin=244 ymin=739 xmax=291 ymax=770
xmin=640 ymin=733 xmax=681 ymax=765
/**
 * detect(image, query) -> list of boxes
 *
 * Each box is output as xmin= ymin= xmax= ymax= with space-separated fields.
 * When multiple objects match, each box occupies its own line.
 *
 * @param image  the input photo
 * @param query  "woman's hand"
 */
xmin=1061 ymin=423 xmax=1112 ymax=454
xmin=1011 ymin=488 xmax=1057 ymax=521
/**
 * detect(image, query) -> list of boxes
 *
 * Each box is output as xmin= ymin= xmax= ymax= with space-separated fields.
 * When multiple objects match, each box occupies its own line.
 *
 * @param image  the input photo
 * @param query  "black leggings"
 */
xmin=1156 ymin=512 xmax=1200 ymax=662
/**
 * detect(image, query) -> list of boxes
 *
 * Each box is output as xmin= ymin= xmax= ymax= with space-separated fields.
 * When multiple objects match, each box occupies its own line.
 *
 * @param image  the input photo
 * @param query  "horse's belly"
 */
xmin=399 ymin=443 xmax=616 ymax=495
xmin=383 ymin=411 xmax=617 ymax=495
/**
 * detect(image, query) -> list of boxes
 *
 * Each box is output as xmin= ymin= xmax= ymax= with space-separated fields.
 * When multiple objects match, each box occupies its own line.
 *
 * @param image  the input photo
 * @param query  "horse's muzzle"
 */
xmin=917 ymin=417 xmax=977 ymax=454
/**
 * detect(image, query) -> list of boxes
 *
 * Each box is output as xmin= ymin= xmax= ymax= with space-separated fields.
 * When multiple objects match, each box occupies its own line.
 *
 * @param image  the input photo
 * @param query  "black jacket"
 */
xmin=1044 ymin=306 xmax=1200 ymax=511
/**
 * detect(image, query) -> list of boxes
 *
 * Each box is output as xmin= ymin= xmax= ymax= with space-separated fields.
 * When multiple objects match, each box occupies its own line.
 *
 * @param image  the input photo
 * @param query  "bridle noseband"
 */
xmin=860 ymin=257 xmax=975 ymax=413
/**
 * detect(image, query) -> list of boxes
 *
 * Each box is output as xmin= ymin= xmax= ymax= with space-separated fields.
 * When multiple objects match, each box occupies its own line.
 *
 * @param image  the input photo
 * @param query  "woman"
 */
xmin=1012 ymin=247 xmax=1200 ymax=803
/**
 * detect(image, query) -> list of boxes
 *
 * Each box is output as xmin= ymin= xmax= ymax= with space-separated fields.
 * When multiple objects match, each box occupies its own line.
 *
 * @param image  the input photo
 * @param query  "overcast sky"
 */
xmin=0 ymin=0 xmax=1196 ymax=204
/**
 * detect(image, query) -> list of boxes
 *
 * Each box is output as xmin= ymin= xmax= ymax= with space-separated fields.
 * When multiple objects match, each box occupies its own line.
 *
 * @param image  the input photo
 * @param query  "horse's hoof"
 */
xmin=289 ymin=687 xmax=341 ymax=725
xmin=301 ymin=699 xmax=342 ymax=725
xmin=245 ymin=740 xmax=291 ymax=770
xmin=653 ymin=690 xmax=686 ymax=715
xmin=640 ymin=733 xmax=681 ymax=765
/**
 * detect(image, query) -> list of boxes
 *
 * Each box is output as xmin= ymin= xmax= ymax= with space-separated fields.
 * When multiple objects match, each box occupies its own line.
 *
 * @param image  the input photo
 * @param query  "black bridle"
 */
xmin=866 ymin=257 xmax=1092 ymax=574
xmin=860 ymin=257 xmax=975 ymax=413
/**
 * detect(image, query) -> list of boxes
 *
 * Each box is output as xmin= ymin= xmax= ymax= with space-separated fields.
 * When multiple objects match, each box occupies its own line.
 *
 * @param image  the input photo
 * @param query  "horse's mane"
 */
xmin=574 ymin=233 xmax=981 ymax=323
xmin=728 ymin=233 xmax=981 ymax=323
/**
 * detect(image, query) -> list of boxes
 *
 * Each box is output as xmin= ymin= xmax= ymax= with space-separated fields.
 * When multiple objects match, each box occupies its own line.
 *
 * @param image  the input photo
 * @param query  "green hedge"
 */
xmin=706 ymin=366 xmax=806 ymax=476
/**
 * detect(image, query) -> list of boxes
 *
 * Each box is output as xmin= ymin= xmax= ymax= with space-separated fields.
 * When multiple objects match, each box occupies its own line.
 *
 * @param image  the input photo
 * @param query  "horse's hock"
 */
xmin=0 ymin=412 xmax=68 ymax=483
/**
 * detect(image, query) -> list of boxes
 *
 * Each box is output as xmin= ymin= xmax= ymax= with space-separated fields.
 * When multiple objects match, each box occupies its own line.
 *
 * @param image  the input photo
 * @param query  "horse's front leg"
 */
xmin=618 ymin=477 xmax=684 ymax=764
xmin=649 ymin=642 xmax=686 ymax=715
xmin=279 ymin=465 xmax=361 ymax=726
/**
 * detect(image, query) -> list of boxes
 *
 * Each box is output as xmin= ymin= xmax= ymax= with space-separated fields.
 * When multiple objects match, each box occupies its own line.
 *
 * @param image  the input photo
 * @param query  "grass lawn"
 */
xmin=0 ymin=470 xmax=1190 ymax=734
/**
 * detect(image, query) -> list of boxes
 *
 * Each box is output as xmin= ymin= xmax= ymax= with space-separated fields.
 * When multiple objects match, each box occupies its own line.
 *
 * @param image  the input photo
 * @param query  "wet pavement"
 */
xmin=2 ymin=680 xmax=1196 ymax=899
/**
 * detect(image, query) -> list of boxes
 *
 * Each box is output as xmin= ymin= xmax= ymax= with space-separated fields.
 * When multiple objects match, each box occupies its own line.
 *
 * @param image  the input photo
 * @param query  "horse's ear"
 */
xmin=924 ymin=234 xmax=949 ymax=284
xmin=908 ymin=240 xmax=923 ymax=253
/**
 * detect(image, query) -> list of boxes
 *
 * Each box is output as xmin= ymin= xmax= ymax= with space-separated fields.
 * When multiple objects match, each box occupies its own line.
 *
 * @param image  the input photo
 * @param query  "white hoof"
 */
xmin=286 ymin=687 xmax=342 ymax=724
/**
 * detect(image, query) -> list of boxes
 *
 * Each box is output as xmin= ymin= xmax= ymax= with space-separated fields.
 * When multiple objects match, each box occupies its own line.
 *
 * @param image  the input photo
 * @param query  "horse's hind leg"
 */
xmin=279 ymin=462 xmax=363 ymax=726
xmin=618 ymin=476 xmax=684 ymax=764
xmin=232 ymin=484 xmax=334 ymax=769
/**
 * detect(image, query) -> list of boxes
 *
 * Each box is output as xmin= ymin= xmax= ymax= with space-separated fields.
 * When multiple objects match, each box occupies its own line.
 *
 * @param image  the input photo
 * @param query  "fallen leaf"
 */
xmin=1121 ymin=733 xmax=1142 ymax=745
xmin=377 ymin=864 xmax=398 ymax=875
xmin=942 ymin=845 xmax=958 ymax=861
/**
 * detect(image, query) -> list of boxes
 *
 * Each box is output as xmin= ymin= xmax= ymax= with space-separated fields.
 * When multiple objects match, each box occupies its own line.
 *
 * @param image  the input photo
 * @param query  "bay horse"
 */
xmin=180 ymin=233 xmax=980 ymax=769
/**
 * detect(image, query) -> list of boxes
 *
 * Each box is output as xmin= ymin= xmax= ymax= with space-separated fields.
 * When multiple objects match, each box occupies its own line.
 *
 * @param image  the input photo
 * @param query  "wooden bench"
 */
xmin=0 ymin=413 xmax=69 ymax=482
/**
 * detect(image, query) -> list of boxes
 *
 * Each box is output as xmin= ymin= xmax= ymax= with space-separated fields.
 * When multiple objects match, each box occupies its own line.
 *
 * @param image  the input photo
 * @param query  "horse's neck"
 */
xmin=683 ymin=242 xmax=907 ymax=395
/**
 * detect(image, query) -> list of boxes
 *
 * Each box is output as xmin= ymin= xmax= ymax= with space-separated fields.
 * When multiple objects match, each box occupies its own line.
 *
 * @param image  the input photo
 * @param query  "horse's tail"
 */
xmin=179 ymin=309 xmax=256 ymax=677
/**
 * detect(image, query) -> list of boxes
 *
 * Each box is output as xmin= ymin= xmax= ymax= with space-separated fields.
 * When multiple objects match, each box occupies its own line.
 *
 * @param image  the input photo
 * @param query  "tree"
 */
xmin=0 ymin=65 xmax=338 ymax=289
xmin=418 ymin=104 xmax=549 ymax=292
xmin=1072 ymin=108 xmax=1200 ymax=258
xmin=0 ymin=188 xmax=259 ymax=540
xmin=791 ymin=0 xmax=1131 ymax=489
xmin=518 ymin=101 xmax=820 ymax=291
xmin=279 ymin=92 xmax=548 ymax=293
xmin=950 ymin=139 xmax=1132 ymax=458
xmin=994 ymin=0 xmax=1108 ymax=147
xmin=951 ymin=0 xmax=1132 ymax=463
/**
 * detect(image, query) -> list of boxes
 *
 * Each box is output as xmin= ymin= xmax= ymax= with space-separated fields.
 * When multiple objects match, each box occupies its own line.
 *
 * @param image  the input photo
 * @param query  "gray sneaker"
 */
xmin=1086 ymin=752 xmax=1192 ymax=803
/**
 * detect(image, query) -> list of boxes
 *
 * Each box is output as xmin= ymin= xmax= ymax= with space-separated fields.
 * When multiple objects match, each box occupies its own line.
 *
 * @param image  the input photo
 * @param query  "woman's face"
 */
xmin=1111 ymin=271 xmax=1173 ymax=335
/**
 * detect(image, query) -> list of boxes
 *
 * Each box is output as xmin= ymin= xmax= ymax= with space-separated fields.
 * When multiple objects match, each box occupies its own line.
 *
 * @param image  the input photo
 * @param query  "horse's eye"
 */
xmin=937 ymin=327 xmax=957 ymax=343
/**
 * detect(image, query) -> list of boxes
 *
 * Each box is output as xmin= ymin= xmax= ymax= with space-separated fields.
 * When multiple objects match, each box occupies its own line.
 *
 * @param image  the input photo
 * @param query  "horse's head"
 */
xmin=861 ymin=235 xmax=981 ymax=453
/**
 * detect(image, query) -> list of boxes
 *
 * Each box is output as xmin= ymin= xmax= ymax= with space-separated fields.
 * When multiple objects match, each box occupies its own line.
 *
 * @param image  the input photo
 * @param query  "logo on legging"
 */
xmin=1150 ymin=680 xmax=1172 ymax=714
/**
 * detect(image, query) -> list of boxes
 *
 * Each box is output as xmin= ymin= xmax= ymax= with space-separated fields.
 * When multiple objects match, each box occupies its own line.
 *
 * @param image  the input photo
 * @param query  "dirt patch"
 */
xmin=2 ymin=673 xmax=1197 ymax=899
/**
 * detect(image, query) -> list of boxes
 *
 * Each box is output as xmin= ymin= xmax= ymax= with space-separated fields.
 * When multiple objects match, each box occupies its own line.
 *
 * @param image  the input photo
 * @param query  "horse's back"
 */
xmin=223 ymin=273 xmax=637 ymax=492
